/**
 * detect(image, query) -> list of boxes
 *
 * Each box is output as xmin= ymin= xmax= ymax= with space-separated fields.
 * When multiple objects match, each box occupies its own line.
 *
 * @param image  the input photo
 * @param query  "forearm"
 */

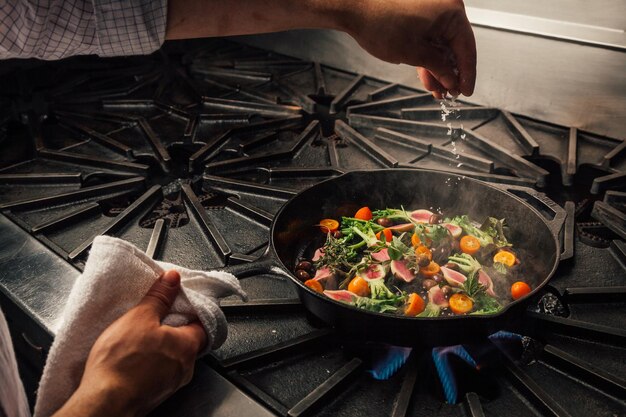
xmin=165 ymin=0 xmax=353 ymax=39
xmin=52 ymin=381 xmax=136 ymax=417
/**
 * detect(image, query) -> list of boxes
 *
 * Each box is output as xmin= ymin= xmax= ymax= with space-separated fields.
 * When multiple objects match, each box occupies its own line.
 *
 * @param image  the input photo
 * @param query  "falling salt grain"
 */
xmin=440 ymin=102 xmax=452 ymax=121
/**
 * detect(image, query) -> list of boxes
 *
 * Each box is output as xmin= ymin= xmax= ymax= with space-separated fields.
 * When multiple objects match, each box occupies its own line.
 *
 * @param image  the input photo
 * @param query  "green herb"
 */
xmin=417 ymin=303 xmax=441 ymax=317
xmin=480 ymin=217 xmax=511 ymax=247
xmin=387 ymin=235 xmax=411 ymax=260
xmin=340 ymin=218 xmax=381 ymax=248
xmin=415 ymin=223 xmax=449 ymax=243
xmin=493 ymin=262 xmax=508 ymax=274
xmin=470 ymin=293 xmax=502 ymax=315
xmin=448 ymin=253 xmax=482 ymax=276
xmin=463 ymin=271 xmax=483 ymax=298
xmin=341 ymin=217 xmax=384 ymax=232
xmin=447 ymin=215 xmax=494 ymax=246
xmin=372 ymin=208 xmax=410 ymax=222
xmin=354 ymin=293 xmax=406 ymax=313
xmin=315 ymin=233 xmax=360 ymax=271
xmin=368 ymin=276 xmax=396 ymax=300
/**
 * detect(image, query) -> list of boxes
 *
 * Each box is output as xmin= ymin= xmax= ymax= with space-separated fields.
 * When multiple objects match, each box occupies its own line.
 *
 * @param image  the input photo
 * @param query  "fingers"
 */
xmin=173 ymin=321 xmax=207 ymax=354
xmin=137 ymin=270 xmax=181 ymax=320
xmin=416 ymin=44 xmax=460 ymax=96
xmin=417 ymin=67 xmax=445 ymax=99
xmin=446 ymin=14 xmax=476 ymax=96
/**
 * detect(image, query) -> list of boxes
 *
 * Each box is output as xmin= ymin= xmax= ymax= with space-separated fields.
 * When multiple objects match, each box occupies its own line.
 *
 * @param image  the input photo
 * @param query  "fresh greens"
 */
xmin=372 ymin=208 xmax=410 ymax=222
xmin=353 ymin=226 xmax=380 ymax=247
xmin=493 ymin=262 xmax=508 ymax=274
xmin=387 ymin=235 xmax=411 ymax=260
xmin=315 ymin=233 xmax=359 ymax=271
xmin=447 ymin=215 xmax=511 ymax=248
xmin=355 ymin=293 xmax=407 ymax=313
xmin=448 ymin=253 xmax=482 ymax=276
xmin=368 ymin=276 xmax=396 ymax=300
xmin=480 ymin=217 xmax=511 ymax=247
xmin=471 ymin=293 xmax=502 ymax=315
xmin=418 ymin=303 xmax=441 ymax=317
xmin=448 ymin=215 xmax=494 ymax=246
xmin=413 ymin=223 xmax=449 ymax=244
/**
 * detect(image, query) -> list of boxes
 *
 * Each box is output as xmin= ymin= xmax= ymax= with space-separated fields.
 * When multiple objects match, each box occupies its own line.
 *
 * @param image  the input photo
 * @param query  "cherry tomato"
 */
xmin=354 ymin=206 xmax=373 ymax=221
xmin=449 ymin=293 xmax=474 ymax=314
xmin=405 ymin=293 xmax=425 ymax=316
xmin=411 ymin=233 xmax=421 ymax=247
xmin=415 ymin=245 xmax=432 ymax=261
xmin=493 ymin=251 xmax=516 ymax=267
xmin=419 ymin=261 xmax=440 ymax=277
xmin=511 ymin=281 xmax=531 ymax=300
xmin=318 ymin=218 xmax=339 ymax=233
xmin=304 ymin=279 xmax=323 ymax=293
xmin=348 ymin=276 xmax=370 ymax=297
xmin=376 ymin=228 xmax=393 ymax=242
xmin=460 ymin=235 xmax=481 ymax=255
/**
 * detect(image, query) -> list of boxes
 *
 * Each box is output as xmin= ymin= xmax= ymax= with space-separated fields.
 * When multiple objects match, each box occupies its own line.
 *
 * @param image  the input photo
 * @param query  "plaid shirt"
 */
xmin=0 ymin=0 xmax=167 ymax=60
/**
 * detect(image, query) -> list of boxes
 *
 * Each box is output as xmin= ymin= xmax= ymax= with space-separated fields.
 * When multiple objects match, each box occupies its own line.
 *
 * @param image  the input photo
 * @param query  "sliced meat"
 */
xmin=314 ymin=267 xmax=332 ymax=280
xmin=411 ymin=209 xmax=433 ymax=223
xmin=478 ymin=269 xmax=496 ymax=297
xmin=428 ymin=285 xmax=449 ymax=308
xmin=323 ymin=290 xmax=357 ymax=304
xmin=388 ymin=223 xmax=415 ymax=232
xmin=371 ymin=248 xmax=390 ymax=262
xmin=358 ymin=263 xmax=388 ymax=282
xmin=442 ymin=223 xmax=463 ymax=238
xmin=312 ymin=247 xmax=325 ymax=262
xmin=390 ymin=260 xmax=416 ymax=283
xmin=314 ymin=266 xmax=337 ymax=290
xmin=441 ymin=266 xmax=467 ymax=288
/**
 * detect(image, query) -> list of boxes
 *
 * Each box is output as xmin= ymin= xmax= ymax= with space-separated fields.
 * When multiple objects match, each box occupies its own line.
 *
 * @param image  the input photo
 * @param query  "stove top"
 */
xmin=0 ymin=39 xmax=625 ymax=417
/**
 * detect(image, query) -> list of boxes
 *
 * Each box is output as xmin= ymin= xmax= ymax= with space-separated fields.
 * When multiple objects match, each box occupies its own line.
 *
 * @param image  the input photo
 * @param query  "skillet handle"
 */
xmin=490 ymin=184 xmax=574 ymax=261
xmin=220 ymin=250 xmax=291 ymax=279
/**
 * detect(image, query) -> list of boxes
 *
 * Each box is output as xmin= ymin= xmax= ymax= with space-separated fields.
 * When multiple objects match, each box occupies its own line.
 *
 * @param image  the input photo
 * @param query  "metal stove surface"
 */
xmin=0 ymin=39 xmax=625 ymax=417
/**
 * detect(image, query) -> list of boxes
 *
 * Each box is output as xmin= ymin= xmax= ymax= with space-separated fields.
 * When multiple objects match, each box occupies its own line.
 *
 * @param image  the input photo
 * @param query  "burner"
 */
xmin=139 ymin=193 xmax=189 ymax=228
xmin=577 ymin=222 xmax=617 ymax=247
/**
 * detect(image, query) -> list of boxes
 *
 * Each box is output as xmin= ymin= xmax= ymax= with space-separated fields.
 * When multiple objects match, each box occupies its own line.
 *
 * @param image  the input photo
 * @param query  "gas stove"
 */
xmin=0 ymin=39 xmax=625 ymax=417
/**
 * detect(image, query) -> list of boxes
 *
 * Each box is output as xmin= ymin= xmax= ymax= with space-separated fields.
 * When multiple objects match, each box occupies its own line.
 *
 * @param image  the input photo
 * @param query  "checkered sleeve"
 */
xmin=0 ymin=0 xmax=168 ymax=60
xmin=92 ymin=0 xmax=167 ymax=57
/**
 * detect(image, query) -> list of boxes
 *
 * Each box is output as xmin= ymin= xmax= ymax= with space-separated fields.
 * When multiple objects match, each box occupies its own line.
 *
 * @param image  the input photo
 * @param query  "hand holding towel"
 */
xmin=34 ymin=236 xmax=246 ymax=417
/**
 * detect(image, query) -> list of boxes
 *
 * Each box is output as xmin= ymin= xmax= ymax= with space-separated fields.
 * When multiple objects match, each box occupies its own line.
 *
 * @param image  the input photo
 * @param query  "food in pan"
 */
xmin=294 ymin=206 xmax=531 ymax=317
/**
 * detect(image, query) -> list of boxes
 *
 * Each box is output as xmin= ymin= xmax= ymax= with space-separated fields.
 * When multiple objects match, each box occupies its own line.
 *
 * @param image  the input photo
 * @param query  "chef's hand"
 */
xmin=166 ymin=0 xmax=476 ymax=99
xmin=53 ymin=270 xmax=207 ymax=417
xmin=344 ymin=0 xmax=476 ymax=99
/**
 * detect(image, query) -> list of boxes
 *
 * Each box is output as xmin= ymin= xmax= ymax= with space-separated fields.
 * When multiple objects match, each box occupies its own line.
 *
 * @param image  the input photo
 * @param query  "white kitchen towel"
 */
xmin=34 ymin=235 xmax=247 ymax=417
xmin=0 ymin=307 xmax=31 ymax=417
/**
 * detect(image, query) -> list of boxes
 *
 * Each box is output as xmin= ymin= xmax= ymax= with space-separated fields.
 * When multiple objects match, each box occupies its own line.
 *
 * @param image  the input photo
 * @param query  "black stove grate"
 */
xmin=0 ymin=39 xmax=625 ymax=417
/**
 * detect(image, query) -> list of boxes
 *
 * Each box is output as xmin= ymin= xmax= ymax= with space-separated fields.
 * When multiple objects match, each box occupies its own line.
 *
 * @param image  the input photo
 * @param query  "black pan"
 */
xmin=224 ymin=169 xmax=568 ymax=346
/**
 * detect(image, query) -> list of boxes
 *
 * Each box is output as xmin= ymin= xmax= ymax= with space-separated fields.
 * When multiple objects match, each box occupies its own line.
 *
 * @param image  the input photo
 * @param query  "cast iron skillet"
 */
xmin=225 ymin=169 xmax=568 ymax=346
